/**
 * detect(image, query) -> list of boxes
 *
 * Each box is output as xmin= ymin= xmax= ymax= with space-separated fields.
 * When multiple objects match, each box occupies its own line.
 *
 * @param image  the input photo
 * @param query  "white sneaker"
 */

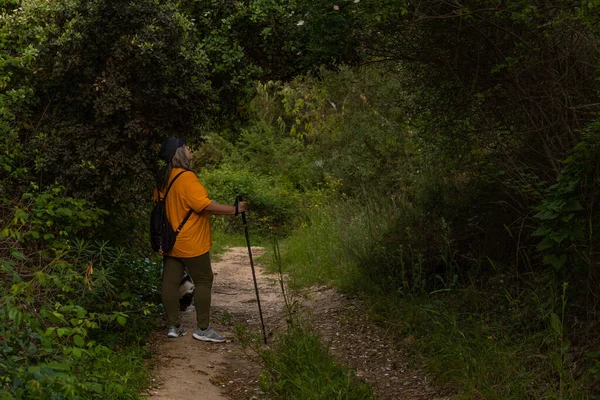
xmin=167 ymin=325 xmax=187 ymax=338
xmin=192 ymin=325 xmax=225 ymax=343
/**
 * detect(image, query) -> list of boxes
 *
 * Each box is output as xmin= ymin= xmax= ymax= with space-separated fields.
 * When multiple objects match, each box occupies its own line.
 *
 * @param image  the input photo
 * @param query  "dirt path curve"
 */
xmin=145 ymin=247 xmax=283 ymax=400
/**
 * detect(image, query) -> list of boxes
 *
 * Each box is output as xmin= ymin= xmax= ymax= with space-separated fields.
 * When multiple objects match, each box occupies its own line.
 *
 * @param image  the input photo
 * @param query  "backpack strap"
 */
xmin=176 ymin=209 xmax=194 ymax=233
xmin=162 ymin=170 xmax=188 ymax=201
xmin=160 ymin=170 xmax=196 ymax=233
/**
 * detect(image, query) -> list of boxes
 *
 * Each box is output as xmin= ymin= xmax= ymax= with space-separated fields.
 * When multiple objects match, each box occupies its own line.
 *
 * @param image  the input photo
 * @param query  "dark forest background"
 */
xmin=1 ymin=1 xmax=600 ymax=398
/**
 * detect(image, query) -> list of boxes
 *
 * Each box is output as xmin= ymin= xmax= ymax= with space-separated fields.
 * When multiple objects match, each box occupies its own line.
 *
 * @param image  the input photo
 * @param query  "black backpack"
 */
xmin=150 ymin=171 xmax=194 ymax=253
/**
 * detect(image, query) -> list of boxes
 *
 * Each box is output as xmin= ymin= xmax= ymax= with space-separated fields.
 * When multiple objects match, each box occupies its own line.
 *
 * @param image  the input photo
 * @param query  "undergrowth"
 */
xmin=257 ymin=325 xmax=375 ymax=400
xmin=0 ymin=188 xmax=162 ymax=399
xmin=269 ymin=200 xmax=596 ymax=399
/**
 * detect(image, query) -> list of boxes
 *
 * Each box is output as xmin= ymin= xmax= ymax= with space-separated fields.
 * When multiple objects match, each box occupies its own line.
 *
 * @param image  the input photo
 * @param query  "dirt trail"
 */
xmin=146 ymin=247 xmax=282 ymax=400
xmin=145 ymin=247 xmax=444 ymax=400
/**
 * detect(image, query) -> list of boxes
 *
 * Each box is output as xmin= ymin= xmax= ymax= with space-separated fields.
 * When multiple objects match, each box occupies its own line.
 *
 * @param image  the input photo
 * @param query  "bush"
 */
xmin=199 ymin=165 xmax=303 ymax=236
xmin=0 ymin=183 xmax=161 ymax=398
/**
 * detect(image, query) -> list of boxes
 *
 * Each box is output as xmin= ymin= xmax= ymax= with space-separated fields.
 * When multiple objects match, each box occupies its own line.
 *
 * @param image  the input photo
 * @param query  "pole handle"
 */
xmin=235 ymin=195 xmax=247 ymax=224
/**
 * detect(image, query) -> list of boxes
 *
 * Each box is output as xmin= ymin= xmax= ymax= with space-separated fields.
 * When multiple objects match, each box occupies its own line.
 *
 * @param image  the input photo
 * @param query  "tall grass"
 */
xmin=272 ymin=205 xmax=352 ymax=289
xmin=273 ymin=199 xmax=591 ymax=399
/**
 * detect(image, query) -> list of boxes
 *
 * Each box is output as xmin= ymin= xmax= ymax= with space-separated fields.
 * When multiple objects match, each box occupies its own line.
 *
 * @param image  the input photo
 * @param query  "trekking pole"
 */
xmin=236 ymin=195 xmax=267 ymax=344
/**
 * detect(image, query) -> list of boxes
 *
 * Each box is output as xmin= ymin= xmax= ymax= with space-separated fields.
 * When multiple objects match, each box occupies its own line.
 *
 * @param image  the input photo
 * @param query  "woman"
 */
xmin=155 ymin=137 xmax=248 ymax=342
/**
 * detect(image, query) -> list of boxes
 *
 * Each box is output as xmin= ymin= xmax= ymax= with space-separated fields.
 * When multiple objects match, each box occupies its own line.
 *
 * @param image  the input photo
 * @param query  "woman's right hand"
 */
xmin=237 ymin=201 xmax=249 ymax=214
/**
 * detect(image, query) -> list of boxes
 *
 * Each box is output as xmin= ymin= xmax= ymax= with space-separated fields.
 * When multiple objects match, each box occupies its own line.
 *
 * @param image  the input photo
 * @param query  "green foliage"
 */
xmin=0 ymin=251 xmax=159 ymax=398
xmin=533 ymin=127 xmax=600 ymax=276
xmin=243 ymin=66 xmax=512 ymax=293
xmin=2 ymin=185 xmax=108 ymax=248
xmin=0 ymin=0 xmax=363 ymax=236
xmin=276 ymin=193 xmax=459 ymax=295
xmin=270 ymin=203 xmax=354 ymax=290
xmin=360 ymin=0 xmax=600 ymax=168
xmin=381 ymin=288 xmax=589 ymax=399
xmin=278 ymin=0 xmax=363 ymax=75
xmin=200 ymin=166 xmax=302 ymax=236
xmin=234 ymin=120 xmax=325 ymax=189
xmin=0 ymin=182 xmax=161 ymax=398
xmin=244 ymin=68 xmax=417 ymax=195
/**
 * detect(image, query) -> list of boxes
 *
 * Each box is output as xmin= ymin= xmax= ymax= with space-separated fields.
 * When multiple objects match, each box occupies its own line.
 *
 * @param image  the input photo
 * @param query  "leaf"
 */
xmin=534 ymin=210 xmax=557 ymax=221
xmin=57 ymin=327 xmax=72 ymax=337
xmin=549 ymin=352 xmax=562 ymax=370
xmin=546 ymin=200 xmax=565 ymax=212
xmin=14 ymin=210 xmax=29 ymax=221
xmin=41 ymin=337 xmax=52 ymax=349
xmin=116 ymin=315 xmax=127 ymax=326
xmin=586 ymin=351 xmax=600 ymax=359
xmin=564 ymin=198 xmax=583 ymax=212
xmin=536 ymin=238 xmax=554 ymax=251
xmin=544 ymin=254 xmax=568 ymax=271
xmin=71 ymin=348 xmax=83 ymax=358
xmin=47 ymin=362 xmax=70 ymax=371
xmin=531 ymin=225 xmax=549 ymax=237
xmin=550 ymin=313 xmax=562 ymax=335
xmin=560 ymin=213 xmax=574 ymax=223
xmin=9 ymin=249 xmax=26 ymax=260
xmin=89 ymin=383 xmax=103 ymax=393
xmin=8 ymin=307 xmax=22 ymax=327
xmin=33 ymin=271 xmax=46 ymax=283
xmin=571 ymin=224 xmax=585 ymax=240
xmin=56 ymin=207 xmax=74 ymax=217
xmin=550 ymin=230 xmax=569 ymax=244
xmin=0 ymin=259 xmax=15 ymax=269
xmin=73 ymin=335 xmax=84 ymax=347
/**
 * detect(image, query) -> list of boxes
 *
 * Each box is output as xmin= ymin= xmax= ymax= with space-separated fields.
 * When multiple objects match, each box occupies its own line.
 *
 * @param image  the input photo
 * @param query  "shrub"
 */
xmin=0 ymin=248 xmax=159 ymax=399
xmin=199 ymin=166 xmax=302 ymax=236
xmin=0 ymin=185 xmax=161 ymax=398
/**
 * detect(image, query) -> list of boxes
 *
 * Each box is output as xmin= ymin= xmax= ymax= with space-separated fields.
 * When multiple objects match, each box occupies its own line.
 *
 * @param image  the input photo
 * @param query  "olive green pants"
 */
xmin=162 ymin=252 xmax=213 ymax=330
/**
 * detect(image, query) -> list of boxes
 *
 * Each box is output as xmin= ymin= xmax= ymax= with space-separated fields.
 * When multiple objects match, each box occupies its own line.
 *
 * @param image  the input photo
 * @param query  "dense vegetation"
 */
xmin=2 ymin=0 xmax=600 ymax=398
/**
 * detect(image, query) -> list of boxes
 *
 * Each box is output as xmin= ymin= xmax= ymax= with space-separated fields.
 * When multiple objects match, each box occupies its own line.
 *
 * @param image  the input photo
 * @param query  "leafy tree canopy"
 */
xmin=0 ymin=0 xmax=362 ymax=219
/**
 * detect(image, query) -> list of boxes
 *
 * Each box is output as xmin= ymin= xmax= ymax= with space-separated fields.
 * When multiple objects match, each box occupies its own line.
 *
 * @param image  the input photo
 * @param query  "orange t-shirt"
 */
xmin=153 ymin=168 xmax=213 ymax=258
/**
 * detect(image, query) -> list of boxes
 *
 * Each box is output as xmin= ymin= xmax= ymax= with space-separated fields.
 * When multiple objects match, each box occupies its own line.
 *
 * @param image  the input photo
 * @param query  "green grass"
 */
xmin=258 ymin=326 xmax=375 ymax=400
xmin=264 ymin=206 xmax=362 ymax=290
xmin=364 ymin=288 xmax=540 ymax=399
